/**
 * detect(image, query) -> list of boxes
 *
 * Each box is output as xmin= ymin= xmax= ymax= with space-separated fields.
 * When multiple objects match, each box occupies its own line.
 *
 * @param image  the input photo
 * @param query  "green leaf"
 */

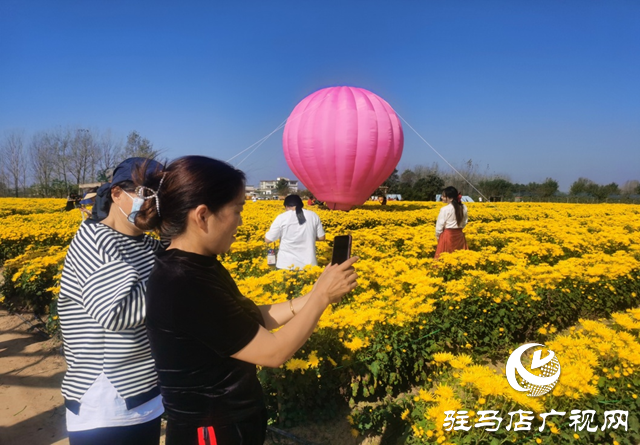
xmin=370 ymin=360 xmax=380 ymax=379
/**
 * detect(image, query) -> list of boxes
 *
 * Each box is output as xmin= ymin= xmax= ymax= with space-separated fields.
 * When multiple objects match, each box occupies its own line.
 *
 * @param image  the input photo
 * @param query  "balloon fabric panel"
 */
xmin=283 ymin=86 xmax=403 ymax=210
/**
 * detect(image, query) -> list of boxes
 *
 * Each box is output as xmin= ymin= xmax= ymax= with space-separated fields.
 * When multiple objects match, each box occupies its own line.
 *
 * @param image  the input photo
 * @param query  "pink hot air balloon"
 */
xmin=283 ymin=86 xmax=404 ymax=211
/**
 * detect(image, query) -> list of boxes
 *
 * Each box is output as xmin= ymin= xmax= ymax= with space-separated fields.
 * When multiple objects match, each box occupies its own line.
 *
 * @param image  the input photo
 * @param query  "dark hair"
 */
xmin=101 ymin=157 xmax=164 ymax=216
xmin=134 ymin=156 xmax=246 ymax=238
xmin=284 ymin=194 xmax=306 ymax=225
xmin=442 ymin=186 xmax=465 ymax=227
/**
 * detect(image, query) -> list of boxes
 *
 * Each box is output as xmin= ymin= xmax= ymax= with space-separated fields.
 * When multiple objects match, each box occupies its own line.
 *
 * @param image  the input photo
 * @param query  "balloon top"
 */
xmin=283 ymin=86 xmax=404 ymax=210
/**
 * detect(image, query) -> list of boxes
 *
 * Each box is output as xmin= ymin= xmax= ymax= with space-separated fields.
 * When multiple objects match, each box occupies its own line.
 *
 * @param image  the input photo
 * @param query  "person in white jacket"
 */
xmin=434 ymin=186 xmax=469 ymax=259
xmin=265 ymin=195 xmax=325 ymax=269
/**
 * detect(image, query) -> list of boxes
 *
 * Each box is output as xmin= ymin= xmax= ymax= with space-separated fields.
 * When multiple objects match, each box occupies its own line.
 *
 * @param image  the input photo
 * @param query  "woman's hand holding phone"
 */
xmin=313 ymin=256 xmax=358 ymax=306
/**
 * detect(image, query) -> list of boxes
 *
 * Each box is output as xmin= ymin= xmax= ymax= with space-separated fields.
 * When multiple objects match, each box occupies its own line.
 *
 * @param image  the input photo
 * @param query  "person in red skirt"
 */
xmin=434 ymin=186 xmax=469 ymax=259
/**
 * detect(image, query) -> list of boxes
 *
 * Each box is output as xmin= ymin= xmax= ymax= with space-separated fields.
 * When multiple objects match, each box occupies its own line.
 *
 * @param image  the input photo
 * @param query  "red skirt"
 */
xmin=434 ymin=228 xmax=468 ymax=260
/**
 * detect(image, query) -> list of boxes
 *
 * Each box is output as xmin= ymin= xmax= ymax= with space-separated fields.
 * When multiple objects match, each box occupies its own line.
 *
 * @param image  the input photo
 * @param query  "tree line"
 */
xmin=2 ymin=130 xmax=638 ymax=202
xmin=379 ymin=161 xmax=640 ymax=202
xmin=0 ymin=128 xmax=161 ymax=197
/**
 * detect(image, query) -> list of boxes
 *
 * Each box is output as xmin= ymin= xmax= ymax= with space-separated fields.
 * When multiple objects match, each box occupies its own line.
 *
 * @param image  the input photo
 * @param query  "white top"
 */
xmin=435 ymin=203 xmax=468 ymax=240
xmin=66 ymin=373 xmax=163 ymax=431
xmin=266 ymin=208 xmax=325 ymax=269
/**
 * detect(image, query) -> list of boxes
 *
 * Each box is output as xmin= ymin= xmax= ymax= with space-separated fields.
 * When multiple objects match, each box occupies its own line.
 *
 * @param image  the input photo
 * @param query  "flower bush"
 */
xmin=1 ymin=198 xmax=639 ymax=441
xmin=0 ymin=199 xmax=79 ymax=263
xmin=358 ymin=308 xmax=640 ymax=444
xmin=0 ymin=197 xmax=68 ymax=218
xmin=1 ymin=245 xmax=66 ymax=334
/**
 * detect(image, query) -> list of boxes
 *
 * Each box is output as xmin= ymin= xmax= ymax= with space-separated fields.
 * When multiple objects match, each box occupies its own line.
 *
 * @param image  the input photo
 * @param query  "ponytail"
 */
xmin=283 ymin=194 xmax=306 ymax=225
xmin=442 ymin=186 xmax=465 ymax=227
xmin=134 ymin=156 xmax=246 ymax=238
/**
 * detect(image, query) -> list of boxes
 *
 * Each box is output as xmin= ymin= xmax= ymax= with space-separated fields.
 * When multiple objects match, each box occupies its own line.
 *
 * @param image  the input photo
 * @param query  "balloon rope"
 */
xmin=227 ymin=89 xmax=336 ymax=167
xmin=236 ymin=120 xmax=288 ymax=167
xmin=395 ymin=112 xmax=490 ymax=202
xmin=227 ymin=118 xmax=288 ymax=163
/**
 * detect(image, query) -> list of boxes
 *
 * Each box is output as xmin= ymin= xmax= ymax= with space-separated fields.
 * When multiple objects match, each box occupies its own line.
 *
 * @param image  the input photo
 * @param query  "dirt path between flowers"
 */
xmin=0 ymin=310 xmax=377 ymax=445
xmin=0 ymin=310 xmax=68 ymax=445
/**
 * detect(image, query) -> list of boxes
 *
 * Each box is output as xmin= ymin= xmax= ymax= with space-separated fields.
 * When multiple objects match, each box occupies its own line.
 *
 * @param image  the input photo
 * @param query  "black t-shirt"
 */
xmin=145 ymin=249 xmax=265 ymax=427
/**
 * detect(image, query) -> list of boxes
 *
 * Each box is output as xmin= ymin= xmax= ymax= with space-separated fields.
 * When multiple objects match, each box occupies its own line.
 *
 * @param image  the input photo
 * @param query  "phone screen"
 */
xmin=331 ymin=235 xmax=352 ymax=265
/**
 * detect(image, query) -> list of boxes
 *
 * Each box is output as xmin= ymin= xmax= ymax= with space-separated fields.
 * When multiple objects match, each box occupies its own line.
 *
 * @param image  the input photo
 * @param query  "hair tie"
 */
xmin=136 ymin=172 xmax=166 ymax=217
xmin=457 ymin=193 xmax=462 ymax=203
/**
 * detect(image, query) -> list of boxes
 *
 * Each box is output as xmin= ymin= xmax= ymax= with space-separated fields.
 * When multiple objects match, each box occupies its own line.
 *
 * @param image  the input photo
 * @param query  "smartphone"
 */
xmin=331 ymin=235 xmax=352 ymax=265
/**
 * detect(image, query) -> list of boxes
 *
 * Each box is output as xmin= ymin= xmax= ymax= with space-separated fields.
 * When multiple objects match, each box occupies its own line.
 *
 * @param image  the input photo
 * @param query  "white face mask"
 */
xmin=118 ymin=191 xmax=145 ymax=224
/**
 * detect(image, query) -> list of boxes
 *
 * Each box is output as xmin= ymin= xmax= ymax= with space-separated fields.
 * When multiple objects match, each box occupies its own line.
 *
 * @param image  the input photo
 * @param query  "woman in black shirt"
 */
xmin=136 ymin=156 xmax=358 ymax=445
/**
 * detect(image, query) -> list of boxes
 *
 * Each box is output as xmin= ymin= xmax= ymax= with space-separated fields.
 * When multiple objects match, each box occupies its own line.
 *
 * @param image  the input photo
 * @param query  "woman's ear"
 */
xmin=110 ymin=186 xmax=123 ymax=202
xmin=193 ymin=205 xmax=210 ymax=232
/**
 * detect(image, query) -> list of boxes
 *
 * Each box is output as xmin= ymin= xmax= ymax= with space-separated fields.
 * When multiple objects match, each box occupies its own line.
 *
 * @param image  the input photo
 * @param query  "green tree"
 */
xmin=570 ymin=178 xmax=619 ymax=201
xmin=275 ymin=178 xmax=290 ymax=196
xmin=478 ymin=178 xmax=513 ymax=200
xmin=538 ymin=178 xmax=559 ymax=198
xmin=96 ymin=168 xmax=114 ymax=183
xmin=593 ymin=182 xmax=620 ymax=200
xmin=569 ymin=177 xmax=595 ymax=196
xmin=512 ymin=182 xmax=529 ymax=197
xmin=50 ymin=179 xmax=77 ymax=198
xmin=298 ymin=189 xmax=313 ymax=199
xmin=401 ymin=174 xmax=444 ymax=201
xmin=381 ymin=168 xmax=401 ymax=193
xmin=123 ymin=131 xmax=160 ymax=159
xmin=399 ymin=169 xmax=417 ymax=187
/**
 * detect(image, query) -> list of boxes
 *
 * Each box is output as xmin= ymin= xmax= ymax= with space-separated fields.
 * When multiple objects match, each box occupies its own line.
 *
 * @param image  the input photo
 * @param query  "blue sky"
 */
xmin=1 ymin=0 xmax=638 ymax=192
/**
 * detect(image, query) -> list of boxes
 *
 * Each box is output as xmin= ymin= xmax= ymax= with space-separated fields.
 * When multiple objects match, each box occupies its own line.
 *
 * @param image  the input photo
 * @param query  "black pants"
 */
xmin=165 ymin=409 xmax=267 ymax=445
xmin=68 ymin=416 xmax=161 ymax=445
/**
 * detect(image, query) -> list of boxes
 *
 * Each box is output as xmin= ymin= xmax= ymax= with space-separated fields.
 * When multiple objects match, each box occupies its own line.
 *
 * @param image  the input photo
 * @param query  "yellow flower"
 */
xmin=307 ymin=351 xmax=320 ymax=368
xmin=285 ymin=358 xmax=308 ymax=372
xmin=433 ymin=352 xmax=455 ymax=363
xmin=343 ymin=337 xmax=366 ymax=351
xmin=434 ymin=384 xmax=455 ymax=399
xmin=449 ymin=354 xmax=474 ymax=369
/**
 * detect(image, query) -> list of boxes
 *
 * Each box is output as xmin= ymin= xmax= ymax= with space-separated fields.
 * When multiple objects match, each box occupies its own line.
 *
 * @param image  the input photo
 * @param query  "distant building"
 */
xmin=79 ymin=182 xmax=103 ymax=194
xmin=435 ymin=194 xmax=474 ymax=203
xmin=258 ymin=177 xmax=299 ymax=196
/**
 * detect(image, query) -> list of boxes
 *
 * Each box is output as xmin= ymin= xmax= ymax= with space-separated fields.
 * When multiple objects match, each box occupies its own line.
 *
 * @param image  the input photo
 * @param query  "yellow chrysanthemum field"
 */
xmin=1 ymin=198 xmax=639 ymax=443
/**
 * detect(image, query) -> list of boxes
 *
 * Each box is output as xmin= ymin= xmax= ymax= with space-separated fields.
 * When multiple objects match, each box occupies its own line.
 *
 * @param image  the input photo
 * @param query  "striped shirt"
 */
xmin=58 ymin=219 xmax=164 ymax=412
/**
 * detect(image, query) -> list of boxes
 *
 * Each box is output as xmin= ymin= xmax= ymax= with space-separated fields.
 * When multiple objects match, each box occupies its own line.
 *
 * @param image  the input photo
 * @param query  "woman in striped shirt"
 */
xmin=58 ymin=157 xmax=166 ymax=445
